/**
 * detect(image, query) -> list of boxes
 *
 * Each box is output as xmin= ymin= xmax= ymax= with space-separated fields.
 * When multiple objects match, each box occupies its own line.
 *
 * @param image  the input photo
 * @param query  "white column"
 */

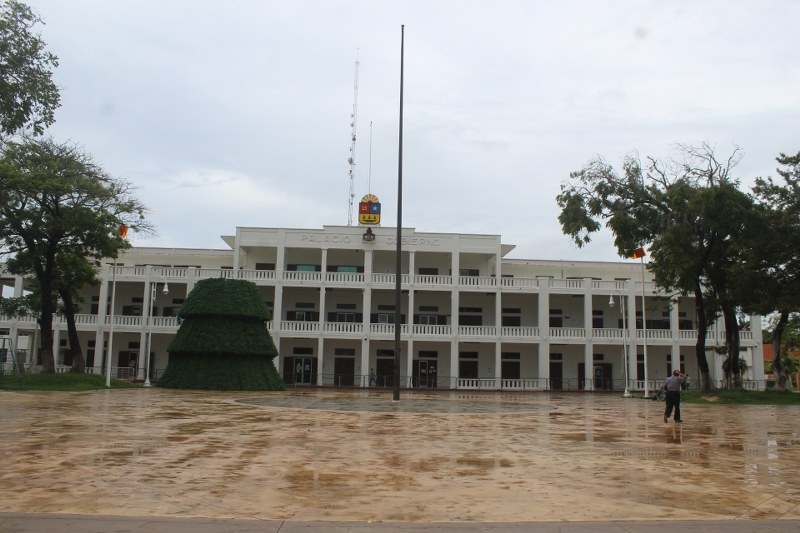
xmin=52 ymin=326 xmax=61 ymax=369
xmin=450 ymin=338 xmax=459 ymax=389
xmin=537 ymin=277 xmax=550 ymax=385
xmin=138 ymin=266 xmax=153 ymax=381
xmin=626 ymin=281 xmax=637 ymax=388
xmin=751 ymin=314 xmax=765 ymax=385
xmin=583 ymin=277 xmax=594 ymax=390
xmin=670 ymin=297 xmax=681 ymax=373
xmin=361 ymin=286 xmax=371 ymax=387
xmin=93 ymin=264 xmax=110 ymax=374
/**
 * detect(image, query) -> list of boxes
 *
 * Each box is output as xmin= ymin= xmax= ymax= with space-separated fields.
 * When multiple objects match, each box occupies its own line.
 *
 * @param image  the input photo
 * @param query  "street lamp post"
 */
xmin=144 ymin=268 xmax=168 ymax=388
xmin=609 ymin=291 xmax=631 ymax=398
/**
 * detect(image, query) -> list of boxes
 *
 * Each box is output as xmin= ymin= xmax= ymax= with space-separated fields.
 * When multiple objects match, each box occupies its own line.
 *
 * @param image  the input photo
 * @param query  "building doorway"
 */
xmin=286 ymin=356 xmax=316 ymax=385
xmin=333 ymin=357 xmax=355 ymax=386
xmin=549 ymin=361 xmax=563 ymax=390
xmin=413 ymin=359 xmax=437 ymax=388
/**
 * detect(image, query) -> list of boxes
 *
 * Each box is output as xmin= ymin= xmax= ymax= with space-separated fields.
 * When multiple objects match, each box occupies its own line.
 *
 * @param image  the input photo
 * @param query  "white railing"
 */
xmin=238 ymin=270 xmax=277 ymax=281
xmin=550 ymin=279 xmax=584 ymax=290
xmin=501 ymin=277 xmax=539 ymax=289
xmin=458 ymin=276 xmax=495 ymax=288
xmin=549 ymin=327 xmax=586 ymax=339
xmin=196 ymin=268 xmax=235 ymax=279
xmin=501 ymin=378 xmax=547 ymax=390
xmin=106 ymin=315 xmax=144 ymax=327
xmin=151 ymin=317 xmax=179 ymax=328
xmin=283 ymin=271 xmax=323 ymax=283
xmin=323 ymin=322 xmax=363 ymax=334
xmin=500 ymin=326 xmax=540 ymax=338
xmin=458 ymin=325 xmax=496 ymax=337
xmin=457 ymin=378 xmax=497 ymax=389
xmin=412 ymin=324 xmax=452 ymax=336
xmin=643 ymin=329 xmax=673 ymax=340
xmin=414 ymin=274 xmax=452 ymax=286
xmin=325 ymin=272 xmax=365 ymax=284
xmin=280 ymin=321 xmax=320 ymax=333
xmin=592 ymin=328 xmax=624 ymax=340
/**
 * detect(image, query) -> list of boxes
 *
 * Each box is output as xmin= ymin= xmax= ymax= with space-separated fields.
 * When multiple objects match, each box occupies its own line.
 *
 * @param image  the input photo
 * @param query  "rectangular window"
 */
xmin=377 ymin=304 xmax=395 ymax=311
xmin=418 ymin=350 xmax=438 ymax=359
xmin=255 ymin=263 xmax=275 ymax=270
xmin=121 ymin=306 xmax=142 ymax=316
xmin=294 ymin=347 xmax=313 ymax=355
xmin=419 ymin=305 xmax=439 ymax=312
xmin=459 ymin=351 xmax=479 ymax=359
xmin=418 ymin=267 xmax=439 ymax=275
xmin=296 ymin=302 xmax=315 ymax=309
xmin=336 ymin=312 xmax=355 ymax=323
xmin=593 ymin=354 xmax=604 ymax=361
xmin=336 ymin=303 xmax=357 ymax=310
xmin=376 ymin=349 xmax=394 ymax=357
xmin=297 ymin=264 xmax=317 ymax=272
xmin=459 ymin=269 xmax=479 ymax=276
xmin=418 ymin=314 xmax=438 ymax=325
xmin=459 ymin=314 xmax=483 ymax=326
xmin=549 ymin=309 xmax=563 ymax=327
xmin=378 ymin=313 xmax=391 ymax=323
xmin=334 ymin=348 xmax=356 ymax=356
xmin=501 ymin=352 xmax=520 ymax=360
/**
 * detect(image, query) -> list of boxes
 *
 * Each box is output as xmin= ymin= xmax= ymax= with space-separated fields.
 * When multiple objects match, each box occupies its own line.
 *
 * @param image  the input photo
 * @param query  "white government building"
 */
xmin=1 ymin=224 xmax=765 ymax=391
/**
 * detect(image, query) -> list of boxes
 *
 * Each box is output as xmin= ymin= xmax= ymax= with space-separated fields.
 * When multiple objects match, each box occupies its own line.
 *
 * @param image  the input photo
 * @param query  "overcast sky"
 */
xmin=24 ymin=0 xmax=800 ymax=262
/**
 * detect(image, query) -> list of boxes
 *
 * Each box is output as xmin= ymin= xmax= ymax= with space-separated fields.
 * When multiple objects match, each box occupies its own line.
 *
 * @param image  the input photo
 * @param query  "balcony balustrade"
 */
xmin=0 ymin=311 xmax=757 ymax=347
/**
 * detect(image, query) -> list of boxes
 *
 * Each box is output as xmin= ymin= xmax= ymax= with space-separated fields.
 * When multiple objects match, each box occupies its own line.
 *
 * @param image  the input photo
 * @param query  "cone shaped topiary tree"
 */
xmin=158 ymin=277 xmax=285 ymax=390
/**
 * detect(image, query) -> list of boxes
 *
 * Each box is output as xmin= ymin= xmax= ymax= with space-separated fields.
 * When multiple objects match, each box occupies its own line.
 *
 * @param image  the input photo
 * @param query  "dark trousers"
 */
xmin=664 ymin=390 xmax=681 ymax=421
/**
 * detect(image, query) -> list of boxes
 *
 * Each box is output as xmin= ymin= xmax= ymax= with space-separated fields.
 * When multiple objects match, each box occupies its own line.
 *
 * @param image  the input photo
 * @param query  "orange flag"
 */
xmin=117 ymin=224 xmax=129 ymax=238
xmin=632 ymin=247 xmax=646 ymax=259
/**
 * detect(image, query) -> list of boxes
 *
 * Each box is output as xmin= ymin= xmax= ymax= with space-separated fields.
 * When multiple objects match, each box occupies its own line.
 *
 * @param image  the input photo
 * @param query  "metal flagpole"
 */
xmin=393 ymin=24 xmax=405 ymax=402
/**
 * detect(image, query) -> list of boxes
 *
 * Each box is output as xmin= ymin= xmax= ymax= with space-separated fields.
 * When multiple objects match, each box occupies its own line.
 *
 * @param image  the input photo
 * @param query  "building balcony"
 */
xmin=1 ymin=313 xmax=756 ymax=346
xmin=97 ymin=266 xmax=671 ymax=293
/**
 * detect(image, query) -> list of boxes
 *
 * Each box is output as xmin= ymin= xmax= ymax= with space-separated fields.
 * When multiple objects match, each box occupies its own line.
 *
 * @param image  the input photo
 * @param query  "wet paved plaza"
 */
xmin=0 ymin=388 xmax=798 ymax=524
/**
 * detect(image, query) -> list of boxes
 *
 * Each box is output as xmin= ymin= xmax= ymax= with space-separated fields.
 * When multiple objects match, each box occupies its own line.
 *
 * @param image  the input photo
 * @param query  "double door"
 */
xmin=413 ymin=360 xmax=437 ymax=388
xmin=285 ymin=356 xmax=316 ymax=385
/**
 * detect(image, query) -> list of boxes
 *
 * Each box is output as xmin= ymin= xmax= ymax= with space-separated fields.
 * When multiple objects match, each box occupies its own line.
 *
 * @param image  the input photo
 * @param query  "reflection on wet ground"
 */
xmin=0 ymin=389 xmax=798 ymax=523
xmin=239 ymin=391 xmax=554 ymax=413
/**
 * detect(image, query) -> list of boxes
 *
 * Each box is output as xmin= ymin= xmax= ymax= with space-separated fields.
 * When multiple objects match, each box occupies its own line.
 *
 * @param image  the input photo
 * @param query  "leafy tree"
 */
xmin=0 ymin=0 xmax=60 ymax=140
xmin=556 ymin=144 xmax=753 ymax=391
xmin=159 ymin=278 xmax=285 ymax=390
xmin=747 ymin=152 xmax=800 ymax=390
xmin=0 ymin=137 xmax=149 ymax=372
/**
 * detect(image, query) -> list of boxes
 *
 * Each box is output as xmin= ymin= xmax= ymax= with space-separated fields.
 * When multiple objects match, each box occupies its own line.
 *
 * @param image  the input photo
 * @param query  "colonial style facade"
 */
xmin=1 ymin=225 xmax=766 ymax=391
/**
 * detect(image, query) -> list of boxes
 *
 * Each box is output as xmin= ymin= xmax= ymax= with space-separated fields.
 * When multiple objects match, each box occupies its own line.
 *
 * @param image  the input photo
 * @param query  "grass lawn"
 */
xmin=0 ymin=372 xmax=138 ymax=391
xmin=682 ymin=388 xmax=800 ymax=405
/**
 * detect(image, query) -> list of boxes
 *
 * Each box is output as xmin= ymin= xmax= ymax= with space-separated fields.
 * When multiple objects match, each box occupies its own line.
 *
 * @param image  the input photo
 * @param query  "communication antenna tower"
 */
xmin=347 ymin=55 xmax=359 ymax=226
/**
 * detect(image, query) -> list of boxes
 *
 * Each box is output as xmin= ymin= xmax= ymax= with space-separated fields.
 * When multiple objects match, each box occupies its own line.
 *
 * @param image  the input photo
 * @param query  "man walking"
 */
xmin=664 ymin=369 xmax=689 ymax=423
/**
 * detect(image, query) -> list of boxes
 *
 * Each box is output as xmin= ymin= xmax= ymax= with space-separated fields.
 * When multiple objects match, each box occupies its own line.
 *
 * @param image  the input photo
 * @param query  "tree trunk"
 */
xmin=59 ymin=285 xmax=86 ymax=373
xmin=772 ymin=310 xmax=788 ymax=392
xmin=722 ymin=305 xmax=742 ymax=388
xmin=693 ymin=283 xmax=712 ymax=391
xmin=37 ymin=277 xmax=56 ymax=373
